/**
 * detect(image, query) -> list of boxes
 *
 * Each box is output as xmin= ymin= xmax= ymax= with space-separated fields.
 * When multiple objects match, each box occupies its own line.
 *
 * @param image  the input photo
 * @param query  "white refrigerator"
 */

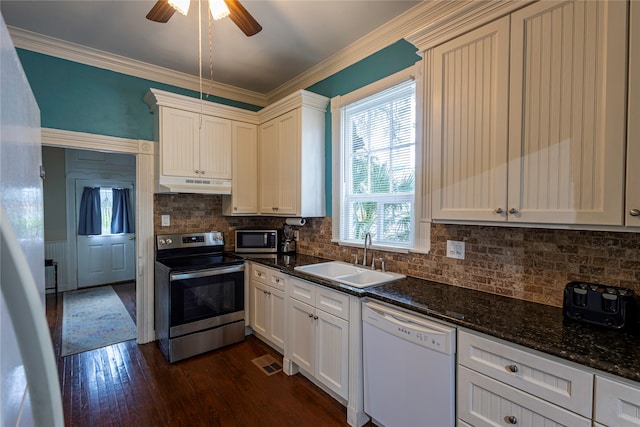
xmin=0 ymin=12 xmax=64 ymax=427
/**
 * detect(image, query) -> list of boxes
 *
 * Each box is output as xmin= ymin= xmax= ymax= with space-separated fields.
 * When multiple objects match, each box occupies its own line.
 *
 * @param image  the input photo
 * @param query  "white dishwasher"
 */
xmin=362 ymin=301 xmax=456 ymax=427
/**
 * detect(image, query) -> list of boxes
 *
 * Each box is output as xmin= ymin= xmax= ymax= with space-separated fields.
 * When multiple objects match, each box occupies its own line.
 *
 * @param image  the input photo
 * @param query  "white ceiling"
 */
xmin=1 ymin=0 xmax=420 ymax=98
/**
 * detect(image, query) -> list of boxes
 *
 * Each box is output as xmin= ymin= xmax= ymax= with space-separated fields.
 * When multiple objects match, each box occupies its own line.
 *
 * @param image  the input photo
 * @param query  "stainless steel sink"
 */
xmin=294 ymin=261 xmax=405 ymax=288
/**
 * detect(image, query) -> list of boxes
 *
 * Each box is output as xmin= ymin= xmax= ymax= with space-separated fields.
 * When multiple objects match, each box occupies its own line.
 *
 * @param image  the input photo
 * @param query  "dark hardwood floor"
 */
xmin=46 ymin=284 xmax=351 ymax=426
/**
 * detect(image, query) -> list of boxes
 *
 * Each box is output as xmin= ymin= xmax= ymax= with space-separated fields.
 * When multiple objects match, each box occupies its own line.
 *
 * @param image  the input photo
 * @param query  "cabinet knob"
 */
xmin=505 ymin=415 xmax=518 ymax=424
xmin=194 ymin=170 xmax=200 ymax=174
xmin=233 ymin=207 xmax=238 ymax=211
xmin=506 ymin=364 xmax=518 ymax=373
xmin=313 ymin=315 xmax=318 ymax=320
xmin=494 ymin=208 xmax=503 ymax=214
xmin=508 ymin=208 xmax=518 ymax=215
xmin=200 ymin=170 xmax=205 ymax=175
xmin=308 ymin=313 xmax=313 ymax=318
xmin=630 ymin=209 xmax=640 ymax=217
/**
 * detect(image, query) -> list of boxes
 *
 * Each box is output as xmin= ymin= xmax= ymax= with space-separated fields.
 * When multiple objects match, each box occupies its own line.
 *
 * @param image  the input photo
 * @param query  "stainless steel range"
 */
xmin=154 ymin=232 xmax=245 ymax=363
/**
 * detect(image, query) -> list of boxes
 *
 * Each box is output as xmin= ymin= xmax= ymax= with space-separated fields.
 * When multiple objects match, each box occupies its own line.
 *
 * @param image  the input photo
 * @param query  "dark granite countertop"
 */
xmin=234 ymin=253 xmax=640 ymax=383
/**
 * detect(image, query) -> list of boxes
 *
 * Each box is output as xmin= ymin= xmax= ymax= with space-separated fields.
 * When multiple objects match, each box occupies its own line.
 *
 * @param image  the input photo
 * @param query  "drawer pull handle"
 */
xmin=505 ymin=415 xmax=518 ymax=424
xmin=506 ymin=364 xmax=519 ymax=373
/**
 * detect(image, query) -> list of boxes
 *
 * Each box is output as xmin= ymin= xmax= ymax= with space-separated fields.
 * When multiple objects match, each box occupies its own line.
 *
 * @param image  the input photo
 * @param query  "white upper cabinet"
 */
xmin=431 ymin=16 xmax=510 ymax=221
xmin=626 ymin=1 xmax=640 ymax=227
xmin=431 ymin=0 xmax=628 ymax=226
xmin=145 ymin=88 xmax=259 ymax=195
xmin=199 ymin=115 xmax=232 ymax=180
xmin=258 ymin=90 xmax=328 ymax=217
xmin=222 ymin=121 xmax=258 ymax=215
xmin=508 ymin=0 xmax=627 ymax=225
xmin=159 ymin=107 xmax=200 ymax=178
xmin=159 ymin=107 xmax=232 ymax=179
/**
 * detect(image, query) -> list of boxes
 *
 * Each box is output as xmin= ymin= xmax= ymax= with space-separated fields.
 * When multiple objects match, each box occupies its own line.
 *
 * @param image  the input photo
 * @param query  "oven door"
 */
xmin=169 ymin=264 xmax=244 ymax=338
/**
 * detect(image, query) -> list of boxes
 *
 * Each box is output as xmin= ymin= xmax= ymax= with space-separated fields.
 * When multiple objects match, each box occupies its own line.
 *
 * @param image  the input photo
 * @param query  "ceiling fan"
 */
xmin=146 ymin=0 xmax=262 ymax=36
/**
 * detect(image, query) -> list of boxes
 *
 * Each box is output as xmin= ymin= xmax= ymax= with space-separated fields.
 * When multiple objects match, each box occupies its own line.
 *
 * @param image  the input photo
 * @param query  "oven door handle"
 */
xmin=170 ymin=264 xmax=245 ymax=281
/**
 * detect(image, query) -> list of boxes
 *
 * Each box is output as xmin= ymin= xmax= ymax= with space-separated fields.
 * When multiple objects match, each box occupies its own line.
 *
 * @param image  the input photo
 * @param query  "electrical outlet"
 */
xmin=446 ymin=240 xmax=465 ymax=260
xmin=161 ymin=215 xmax=170 ymax=226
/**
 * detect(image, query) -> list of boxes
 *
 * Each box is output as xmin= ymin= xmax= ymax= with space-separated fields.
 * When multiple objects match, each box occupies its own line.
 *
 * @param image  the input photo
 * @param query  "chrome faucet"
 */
xmin=363 ymin=232 xmax=372 ymax=269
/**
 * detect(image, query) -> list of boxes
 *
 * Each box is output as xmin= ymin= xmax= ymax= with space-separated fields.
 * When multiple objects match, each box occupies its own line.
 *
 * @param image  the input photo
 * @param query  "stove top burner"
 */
xmin=155 ymin=232 xmax=242 ymax=272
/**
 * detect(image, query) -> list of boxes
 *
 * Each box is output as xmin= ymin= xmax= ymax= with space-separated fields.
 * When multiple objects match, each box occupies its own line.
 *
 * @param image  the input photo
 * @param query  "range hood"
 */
xmin=157 ymin=175 xmax=231 ymax=195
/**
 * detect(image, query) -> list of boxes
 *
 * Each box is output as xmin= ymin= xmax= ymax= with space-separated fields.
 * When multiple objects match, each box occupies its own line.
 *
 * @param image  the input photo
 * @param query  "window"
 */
xmin=332 ymin=66 xmax=428 ymax=252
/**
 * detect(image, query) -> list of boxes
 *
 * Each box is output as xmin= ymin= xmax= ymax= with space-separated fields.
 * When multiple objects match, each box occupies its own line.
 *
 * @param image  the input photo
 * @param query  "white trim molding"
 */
xmin=41 ymin=127 xmax=157 ymax=344
xmin=8 ymin=26 xmax=268 ymax=107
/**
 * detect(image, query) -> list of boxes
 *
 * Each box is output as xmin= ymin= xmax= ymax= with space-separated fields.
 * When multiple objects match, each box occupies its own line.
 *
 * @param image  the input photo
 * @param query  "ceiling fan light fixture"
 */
xmin=168 ymin=0 xmax=190 ymax=16
xmin=209 ymin=0 xmax=230 ymax=20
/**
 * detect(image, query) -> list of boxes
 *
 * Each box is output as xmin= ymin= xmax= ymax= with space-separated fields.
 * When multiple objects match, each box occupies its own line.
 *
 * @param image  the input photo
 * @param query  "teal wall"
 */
xmin=18 ymin=39 xmax=421 ymax=215
xmin=16 ymin=49 xmax=262 ymax=140
xmin=305 ymin=39 xmax=422 ymax=215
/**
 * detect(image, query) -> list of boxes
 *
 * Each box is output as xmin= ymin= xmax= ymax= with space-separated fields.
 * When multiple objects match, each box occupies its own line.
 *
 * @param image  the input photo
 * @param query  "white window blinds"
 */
xmin=340 ymin=79 xmax=416 ymax=247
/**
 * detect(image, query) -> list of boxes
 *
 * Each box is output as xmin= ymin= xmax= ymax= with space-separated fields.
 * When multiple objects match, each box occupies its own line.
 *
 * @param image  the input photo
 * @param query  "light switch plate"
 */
xmin=446 ymin=240 xmax=465 ymax=260
xmin=161 ymin=215 xmax=170 ymax=226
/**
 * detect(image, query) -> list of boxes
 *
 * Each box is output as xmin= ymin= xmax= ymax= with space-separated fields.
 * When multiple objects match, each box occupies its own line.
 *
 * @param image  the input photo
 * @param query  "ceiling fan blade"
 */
xmin=146 ymin=0 xmax=177 ymax=23
xmin=224 ymin=0 xmax=262 ymax=36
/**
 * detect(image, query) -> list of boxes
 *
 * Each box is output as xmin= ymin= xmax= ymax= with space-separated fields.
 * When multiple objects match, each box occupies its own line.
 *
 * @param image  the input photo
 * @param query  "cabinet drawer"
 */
xmin=289 ymin=277 xmax=315 ymax=304
xmin=315 ymin=287 xmax=349 ymax=321
xmin=458 ymin=365 xmax=591 ymax=427
xmin=251 ymin=263 xmax=270 ymax=284
xmin=595 ymin=375 xmax=640 ymax=427
xmin=458 ymin=330 xmax=593 ymax=417
xmin=269 ymin=271 xmax=286 ymax=292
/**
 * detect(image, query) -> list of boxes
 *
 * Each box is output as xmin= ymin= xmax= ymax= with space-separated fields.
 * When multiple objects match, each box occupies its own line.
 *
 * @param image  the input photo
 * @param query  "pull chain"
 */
xmin=206 ymin=11 xmax=214 ymax=98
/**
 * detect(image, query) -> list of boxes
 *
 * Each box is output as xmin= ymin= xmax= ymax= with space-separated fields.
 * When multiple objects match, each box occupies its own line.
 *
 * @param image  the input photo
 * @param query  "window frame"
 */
xmin=331 ymin=64 xmax=430 ymax=254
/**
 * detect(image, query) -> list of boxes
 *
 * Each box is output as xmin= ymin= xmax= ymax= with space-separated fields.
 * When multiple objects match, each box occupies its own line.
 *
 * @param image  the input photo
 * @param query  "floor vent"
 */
xmin=251 ymin=354 xmax=282 ymax=376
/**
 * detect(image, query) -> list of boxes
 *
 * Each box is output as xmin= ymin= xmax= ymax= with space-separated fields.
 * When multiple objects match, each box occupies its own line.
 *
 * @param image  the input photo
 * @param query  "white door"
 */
xmin=76 ymin=180 xmax=135 ymax=288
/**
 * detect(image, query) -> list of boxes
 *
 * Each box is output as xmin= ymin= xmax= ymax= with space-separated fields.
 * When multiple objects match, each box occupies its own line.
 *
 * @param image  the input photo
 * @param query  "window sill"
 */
xmin=331 ymin=239 xmax=430 ymax=255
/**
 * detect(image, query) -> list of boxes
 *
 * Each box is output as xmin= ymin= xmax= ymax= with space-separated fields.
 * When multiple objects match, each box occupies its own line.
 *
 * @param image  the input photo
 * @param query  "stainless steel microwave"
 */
xmin=235 ymin=229 xmax=280 ymax=253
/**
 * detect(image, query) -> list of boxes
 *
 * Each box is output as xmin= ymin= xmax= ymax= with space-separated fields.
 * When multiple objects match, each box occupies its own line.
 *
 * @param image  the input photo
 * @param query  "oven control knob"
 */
xmin=166 ymin=239 xmax=173 ymax=245
xmin=159 ymin=239 xmax=166 ymax=246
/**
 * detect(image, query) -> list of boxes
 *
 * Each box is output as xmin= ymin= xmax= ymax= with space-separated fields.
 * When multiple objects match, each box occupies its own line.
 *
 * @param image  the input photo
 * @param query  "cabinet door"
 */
xmin=199 ymin=115 xmax=232 ymax=179
xmin=258 ymin=119 xmax=279 ymax=214
xmin=289 ymin=298 xmax=315 ymax=374
xmin=250 ymin=280 xmax=269 ymax=337
xmin=275 ymin=111 xmax=299 ymax=215
xmin=508 ymin=0 xmax=627 ymax=225
xmin=595 ymin=376 xmax=640 ymax=427
xmin=160 ymin=107 xmax=200 ymax=177
xmin=230 ymin=121 xmax=258 ymax=214
xmin=431 ymin=17 xmax=510 ymax=221
xmin=268 ymin=287 xmax=285 ymax=350
xmin=315 ymin=310 xmax=349 ymax=400
xmin=627 ymin=1 xmax=640 ymax=227
xmin=458 ymin=366 xmax=591 ymax=427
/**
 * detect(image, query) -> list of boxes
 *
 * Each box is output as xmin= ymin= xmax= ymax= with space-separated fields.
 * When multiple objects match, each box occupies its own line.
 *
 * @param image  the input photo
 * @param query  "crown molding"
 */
xmin=144 ymin=88 xmax=260 ymax=124
xmin=7 ymin=26 xmax=268 ymax=107
xmin=258 ymin=90 xmax=329 ymax=123
xmin=264 ymin=0 xmax=445 ymax=103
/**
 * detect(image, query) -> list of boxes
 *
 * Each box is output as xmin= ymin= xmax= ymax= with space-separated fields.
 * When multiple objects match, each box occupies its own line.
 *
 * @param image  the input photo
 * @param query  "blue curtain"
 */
xmin=78 ymin=187 xmax=101 ymax=235
xmin=110 ymin=188 xmax=134 ymax=234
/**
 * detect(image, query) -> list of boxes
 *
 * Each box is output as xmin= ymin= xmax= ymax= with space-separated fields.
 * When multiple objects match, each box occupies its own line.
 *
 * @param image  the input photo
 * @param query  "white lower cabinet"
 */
xmin=287 ymin=277 xmax=349 ymax=400
xmin=458 ymin=366 xmax=590 ymax=427
xmin=249 ymin=263 xmax=285 ymax=351
xmin=595 ymin=375 xmax=640 ymax=427
xmin=457 ymin=330 xmax=592 ymax=427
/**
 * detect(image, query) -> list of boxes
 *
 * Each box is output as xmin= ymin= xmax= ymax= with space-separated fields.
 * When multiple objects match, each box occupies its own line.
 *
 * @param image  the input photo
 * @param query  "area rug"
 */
xmin=62 ymin=286 xmax=136 ymax=356
xmin=251 ymin=354 xmax=283 ymax=376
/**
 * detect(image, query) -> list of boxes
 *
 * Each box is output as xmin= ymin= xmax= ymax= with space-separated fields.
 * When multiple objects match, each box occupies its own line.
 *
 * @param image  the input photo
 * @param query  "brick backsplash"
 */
xmin=155 ymin=194 xmax=640 ymax=308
